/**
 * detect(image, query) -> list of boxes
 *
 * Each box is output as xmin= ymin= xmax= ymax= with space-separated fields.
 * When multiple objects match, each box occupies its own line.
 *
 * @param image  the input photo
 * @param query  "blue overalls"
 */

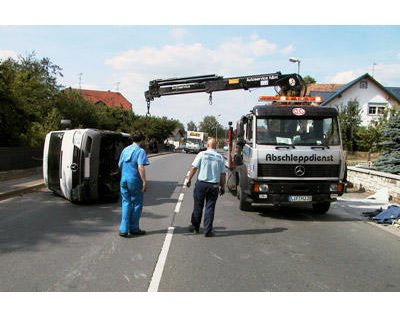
xmin=118 ymin=144 xmax=150 ymax=234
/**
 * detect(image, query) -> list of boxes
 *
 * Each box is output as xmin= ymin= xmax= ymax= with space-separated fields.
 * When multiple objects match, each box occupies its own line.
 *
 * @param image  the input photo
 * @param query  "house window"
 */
xmin=360 ymin=80 xmax=368 ymax=89
xmin=368 ymin=102 xmax=387 ymax=115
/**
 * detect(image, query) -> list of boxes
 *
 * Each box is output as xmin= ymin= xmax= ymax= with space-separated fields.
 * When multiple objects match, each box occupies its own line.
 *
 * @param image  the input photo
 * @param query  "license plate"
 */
xmin=259 ymin=194 xmax=268 ymax=199
xmin=288 ymin=195 xmax=312 ymax=202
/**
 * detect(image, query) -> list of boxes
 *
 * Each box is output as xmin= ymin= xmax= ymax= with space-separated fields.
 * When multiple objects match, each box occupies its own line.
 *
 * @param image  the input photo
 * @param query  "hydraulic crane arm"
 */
xmin=144 ymin=72 xmax=305 ymax=104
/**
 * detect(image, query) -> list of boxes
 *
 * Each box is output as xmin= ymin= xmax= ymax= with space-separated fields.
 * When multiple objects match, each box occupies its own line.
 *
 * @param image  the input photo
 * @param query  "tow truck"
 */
xmin=145 ymin=72 xmax=346 ymax=213
xmin=227 ymin=96 xmax=345 ymax=213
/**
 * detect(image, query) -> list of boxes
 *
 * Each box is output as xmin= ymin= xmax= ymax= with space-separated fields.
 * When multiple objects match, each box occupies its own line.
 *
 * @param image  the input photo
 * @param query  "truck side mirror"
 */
xmin=236 ymin=121 xmax=244 ymax=137
xmin=60 ymin=119 xmax=71 ymax=130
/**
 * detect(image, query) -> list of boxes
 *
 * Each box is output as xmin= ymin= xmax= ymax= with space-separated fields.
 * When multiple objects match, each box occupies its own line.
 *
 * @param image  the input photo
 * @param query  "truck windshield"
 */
xmin=256 ymin=117 xmax=340 ymax=146
xmin=187 ymin=138 xmax=201 ymax=144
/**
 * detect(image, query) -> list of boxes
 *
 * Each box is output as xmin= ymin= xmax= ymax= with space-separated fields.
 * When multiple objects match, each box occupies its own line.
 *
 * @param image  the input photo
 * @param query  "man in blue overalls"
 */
xmin=186 ymin=138 xmax=226 ymax=237
xmin=118 ymin=131 xmax=150 ymax=237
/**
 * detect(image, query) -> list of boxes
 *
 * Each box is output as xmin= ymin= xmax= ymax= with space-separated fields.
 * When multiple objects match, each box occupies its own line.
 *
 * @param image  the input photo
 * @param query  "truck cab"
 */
xmin=185 ymin=131 xmax=208 ymax=154
xmin=228 ymin=96 xmax=346 ymax=213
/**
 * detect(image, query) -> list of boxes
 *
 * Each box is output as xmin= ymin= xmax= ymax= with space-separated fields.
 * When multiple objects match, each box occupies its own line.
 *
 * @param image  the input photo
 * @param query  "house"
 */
xmin=77 ymin=89 xmax=132 ymax=110
xmin=307 ymin=73 xmax=400 ymax=126
xmin=165 ymin=128 xmax=185 ymax=148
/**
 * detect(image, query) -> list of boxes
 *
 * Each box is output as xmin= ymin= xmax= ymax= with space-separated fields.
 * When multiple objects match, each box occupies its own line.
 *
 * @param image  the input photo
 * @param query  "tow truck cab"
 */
xmin=229 ymin=97 xmax=346 ymax=213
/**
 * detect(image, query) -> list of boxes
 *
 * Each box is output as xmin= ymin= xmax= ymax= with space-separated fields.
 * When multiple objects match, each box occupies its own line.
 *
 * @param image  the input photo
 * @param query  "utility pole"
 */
xmin=216 ymin=114 xmax=221 ymax=145
xmin=77 ymin=73 xmax=83 ymax=90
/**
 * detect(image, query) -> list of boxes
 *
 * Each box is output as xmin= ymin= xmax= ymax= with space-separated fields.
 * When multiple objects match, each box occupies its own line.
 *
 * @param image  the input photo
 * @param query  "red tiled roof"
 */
xmin=77 ymin=89 xmax=132 ymax=110
xmin=305 ymin=83 xmax=345 ymax=94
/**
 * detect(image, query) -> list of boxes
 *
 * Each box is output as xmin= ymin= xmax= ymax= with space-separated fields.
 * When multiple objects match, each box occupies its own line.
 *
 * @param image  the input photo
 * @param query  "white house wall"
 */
xmin=326 ymin=78 xmax=399 ymax=126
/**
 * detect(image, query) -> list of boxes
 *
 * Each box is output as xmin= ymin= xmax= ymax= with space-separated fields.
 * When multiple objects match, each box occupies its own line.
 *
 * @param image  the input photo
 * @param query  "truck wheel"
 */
xmin=238 ymin=185 xmax=252 ymax=211
xmin=312 ymin=202 xmax=330 ymax=214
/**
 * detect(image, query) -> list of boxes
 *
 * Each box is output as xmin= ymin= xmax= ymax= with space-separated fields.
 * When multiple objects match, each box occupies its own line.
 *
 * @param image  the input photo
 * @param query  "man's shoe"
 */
xmin=119 ymin=232 xmax=129 ymax=238
xmin=204 ymin=231 xmax=214 ymax=237
xmin=188 ymin=225 xmax=199 ymax=233
xmin=130 ymin=229 xmax=146 ymax=235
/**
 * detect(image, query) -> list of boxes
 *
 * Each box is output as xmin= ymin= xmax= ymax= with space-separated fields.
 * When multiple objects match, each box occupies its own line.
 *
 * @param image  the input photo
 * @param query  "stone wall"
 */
xmin=347 ymin=166 xmax=400 ymax=202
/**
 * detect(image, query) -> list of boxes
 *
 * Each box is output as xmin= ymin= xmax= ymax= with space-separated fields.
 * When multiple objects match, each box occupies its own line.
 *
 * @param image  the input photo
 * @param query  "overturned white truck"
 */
xmin=43 ymin=129 xmax=131 ymax=203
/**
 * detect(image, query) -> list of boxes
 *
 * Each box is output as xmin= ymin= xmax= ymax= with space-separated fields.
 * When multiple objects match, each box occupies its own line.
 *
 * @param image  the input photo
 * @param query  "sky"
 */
xmin=1 ymin=2 xmax=400 ymax=130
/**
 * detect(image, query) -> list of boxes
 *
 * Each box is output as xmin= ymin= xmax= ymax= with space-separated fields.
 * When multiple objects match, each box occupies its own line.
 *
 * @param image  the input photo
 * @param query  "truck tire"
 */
xmin=312 ymin=202 xmax=330 ymax=214
xmin=238 ymin=185 xmax=252 ymax=211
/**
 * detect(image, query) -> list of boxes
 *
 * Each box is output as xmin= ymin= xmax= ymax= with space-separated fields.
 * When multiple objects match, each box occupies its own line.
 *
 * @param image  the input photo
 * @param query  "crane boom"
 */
xmin=144 ymin=72 xmax=305 ymax=103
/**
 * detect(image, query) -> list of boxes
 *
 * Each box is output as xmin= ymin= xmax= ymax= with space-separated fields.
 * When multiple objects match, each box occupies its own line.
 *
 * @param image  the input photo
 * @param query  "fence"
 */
xmin=0 ymin=147 xmax=43 ymax=171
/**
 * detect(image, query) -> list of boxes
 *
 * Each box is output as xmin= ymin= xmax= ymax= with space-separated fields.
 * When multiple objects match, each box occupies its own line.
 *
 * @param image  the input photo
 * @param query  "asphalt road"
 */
xmin=0 ymin=153 xmax=399 ymax=291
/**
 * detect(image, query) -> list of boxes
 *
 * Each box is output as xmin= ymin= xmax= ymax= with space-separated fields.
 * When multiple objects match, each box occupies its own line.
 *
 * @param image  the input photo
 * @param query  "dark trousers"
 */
xmin=191 ymin=181 xmax=219 ymax=234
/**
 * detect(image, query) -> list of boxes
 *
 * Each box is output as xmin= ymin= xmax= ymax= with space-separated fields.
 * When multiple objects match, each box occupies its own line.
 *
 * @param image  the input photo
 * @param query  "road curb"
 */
xmin=147 ymin=151 xmax=174 ymax=158
xmin=0 ymin=166 xmax=43 ymax=182
xmin=0 ymin=183 xmax=46 ymax=201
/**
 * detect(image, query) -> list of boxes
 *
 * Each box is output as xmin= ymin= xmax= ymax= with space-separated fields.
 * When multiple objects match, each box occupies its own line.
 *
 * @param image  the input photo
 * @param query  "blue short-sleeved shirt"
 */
xmin=192 ymin=149 xmax=226 ymax=184
xmin=118 ymin=144 xmax=150 ymax=183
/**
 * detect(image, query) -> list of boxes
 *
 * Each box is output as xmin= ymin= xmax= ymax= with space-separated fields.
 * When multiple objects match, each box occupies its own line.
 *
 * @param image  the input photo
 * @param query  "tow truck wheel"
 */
xmin=238 ymin=185 xmax=252 ymax=211
xmin=312 ymin=202 xmax=331 ymax=214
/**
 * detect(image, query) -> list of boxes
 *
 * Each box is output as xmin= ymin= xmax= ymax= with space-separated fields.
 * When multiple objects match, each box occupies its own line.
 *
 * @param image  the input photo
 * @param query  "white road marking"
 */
xmin=210 ymin=251 xmax=223 ymax=261
xmin=174 ymin=193 xmax=184 ymax=213
xmin=147 ymin=177 xmax=187 ymax=292
xmin=147 ymin=226 xmax=176 ymax=292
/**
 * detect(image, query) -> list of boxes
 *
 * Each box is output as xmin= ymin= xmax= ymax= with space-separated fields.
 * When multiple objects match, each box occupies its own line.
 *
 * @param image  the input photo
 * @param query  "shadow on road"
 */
xmin=249 ymin=204 xmax=365 ymax=222
xmin=140 ymin=226 xmax=288 ymax=237
xmin=144 ymin=180 xmax=181 ymax=207
xmin=0 ymin=179 xmax=179 ymax=254
xmin=250 ymin=196 xmax=390 ymax=223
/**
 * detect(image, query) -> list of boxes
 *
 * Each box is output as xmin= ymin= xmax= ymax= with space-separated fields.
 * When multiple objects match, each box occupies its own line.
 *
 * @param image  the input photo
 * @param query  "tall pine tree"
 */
xmin=374 ymin=112 xmax=400 ymax=174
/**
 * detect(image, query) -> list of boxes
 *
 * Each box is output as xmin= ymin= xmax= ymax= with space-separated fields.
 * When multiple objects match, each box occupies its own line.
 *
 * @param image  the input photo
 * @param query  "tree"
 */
xmin=0 ymin=91 xmax=22 ymax=146
xmin=355 ymin=106 xmax=397 ymax=153
xmin=0 ymin=53 xmax=62 ymax=146
xmin=187 ymin=121 xmax=197 ymax=131
xmin=130 ymin=115 xmax=183 ymax=143
xmin=356 ymin=124 xmax=385 ymax=153
xmin=337 ymin=98 xmax=362 ymax=152
xmin=0 ymin=52 xmax=184 ymax=147
xmin=374 ymin=111 xmax=400 ymax=174
xmin=198 ymin=115 xmax=224 ymax=138
xmin=27 ymin=108 xmax=63 ymax=147
xmin=303 ymin=75 xmax=316 ymax=84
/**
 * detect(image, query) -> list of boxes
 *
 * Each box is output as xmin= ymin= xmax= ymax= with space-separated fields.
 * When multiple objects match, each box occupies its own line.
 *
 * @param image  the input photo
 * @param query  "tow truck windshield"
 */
xmin=256 ymin=117 xmax=340 ymax=146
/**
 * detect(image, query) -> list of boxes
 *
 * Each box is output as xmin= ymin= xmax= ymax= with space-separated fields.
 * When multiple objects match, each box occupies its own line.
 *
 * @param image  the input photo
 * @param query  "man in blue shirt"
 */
xmin=118 ymin=131 xmax=150 ymax=237
xmin=186 ymin=138 xmax=226 ymax=237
